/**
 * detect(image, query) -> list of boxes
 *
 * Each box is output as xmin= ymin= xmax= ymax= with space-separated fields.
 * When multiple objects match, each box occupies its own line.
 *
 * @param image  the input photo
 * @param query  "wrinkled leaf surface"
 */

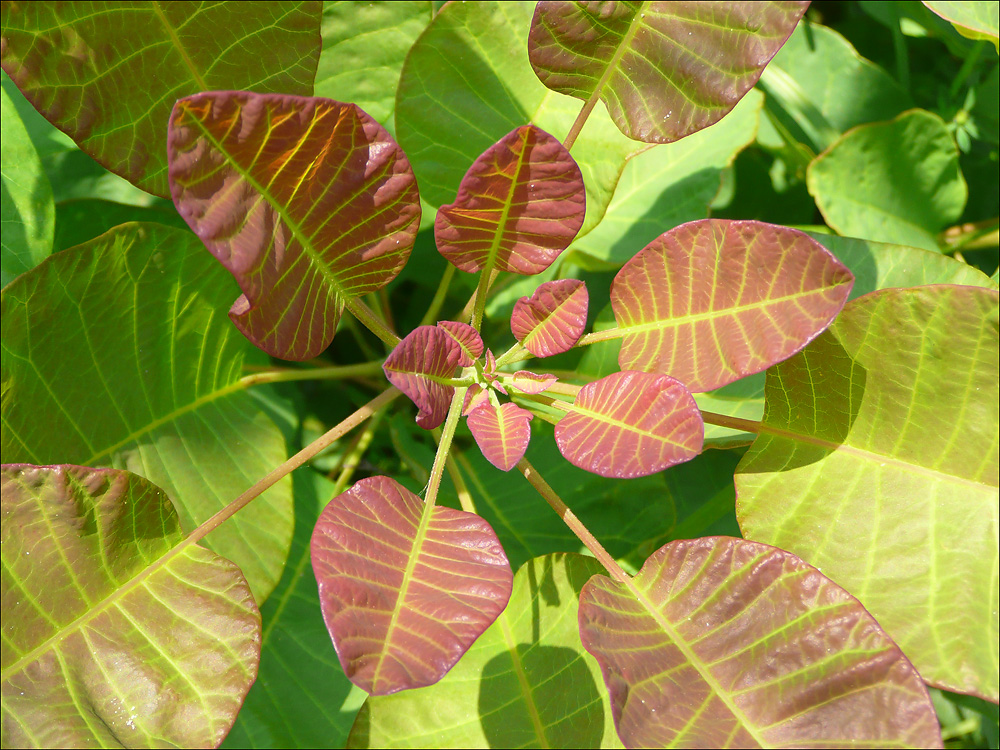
xmin=511 ymin=279 xmax=589 ymax=357
xmin=383 ymin=325 xmax=463 ymax=429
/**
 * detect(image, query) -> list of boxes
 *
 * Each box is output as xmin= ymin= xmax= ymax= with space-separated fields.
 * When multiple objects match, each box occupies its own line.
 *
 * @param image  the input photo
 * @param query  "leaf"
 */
xmin=555 ymin=371 xmax=703 ymax=479
xmin=348 ymin=553 xmax=623 ymax=748
xmin=168 ymin=91 xmax=420 ymax=361
xmin=1 ymin=464 xmax=260 ymax=748
xmin=0 ymin=1 xmax=322 ymax=197
xmin=0 ymin=223 xmax=293 ymax=602
xmin=923 ymin=1 xmax=999 ymax=50
xmin=508 ymin=370 xmax=558 ymax=394
xmin=437 ymin=320 xmax=484 ymax=366
xmin=528 ymin=1 xmax=808 ymax=143
xmin=435 ymin=125 xmax=585 ymax=275
xmin=511 ymin=279 xmax=589 ymax=357
xmin=383 ymin=325 xmax=463 ymax=429
xmin=310 ymin=476 xmax=513 ymax=695
xmin=807 ymin=110 xmax=967 ymax=253
xmin=736 ymin=285 xmax=1000 ymax=701
xmin=467 ymin=402 xmax=534 ymax=472
xmin=611 ymin=219 xmax=854 ymax=392
xmin=579 ymin=537 xmax=942 ymax=748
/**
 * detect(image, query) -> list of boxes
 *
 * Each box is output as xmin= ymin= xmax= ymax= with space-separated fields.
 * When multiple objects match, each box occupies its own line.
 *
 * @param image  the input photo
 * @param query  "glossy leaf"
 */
xmin=580 ymin=537 xmax=942 ymax=748
xmin=437 ymin=320 xmax=484 ymax=366
xmin=511 ymin=279 xmax=589 ymax=357
xmin=463 ymin=385 xmax=490 ymax=416
xmin=528 ymin=1 xmax=808 ymax=143
xmin=924 ymin=1 xmax=999 ymax=50
xmin=611 ymin=219 xmax=854 ymax=392
xmin=383 ymin=326 xmax=463 ymax=429
xmin=168 ymin=91 xmax=420 ymax=360
xmin=736 ymin=285 xmax=999 ymax=701
xmin=555 ymin=371 xmax=703 ymax=478
xmin=1 ymin=464 xmax=260 ymax=748
xmin=0 ymin=223 xmax=293 ymax=602
xmin=310 ymin=476 xmax=513 ymax=695
xmin=0 ymin=1 xmax=321 ymax=197
xmin=467 ymin=402 xmax=534 ymax=472
xmin=508 ymin=370 xmax=558 ymax=394
xmin=435 ymin=125 xmax=585 ymax=275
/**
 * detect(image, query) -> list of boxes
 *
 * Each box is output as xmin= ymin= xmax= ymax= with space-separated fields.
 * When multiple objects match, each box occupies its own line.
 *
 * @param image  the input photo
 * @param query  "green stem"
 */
xmin=332 ymin=412 xmax=384 ymax=494
xmin=471 ymin=267 xmax=494 ymax=331
xmin=420 ymin=264 xmax=457 ymax=327
xmin=494 ymin=342 xmax=528 ymax=368
xmin=345 ymin=296 xmax=400 ymax=347
xmin=431 ymin=428 xmax=477 ymax=514
xmin=562 ymin=96 xmax=601 ymax=152
xmin=576 ymin=327 xmax=623 ymax=347
xmin=700 ymin=410 xmax=762 ymax=434
xmin=423 ymin=386 xmax=468 ymax=509
xmin=238 ymin=360 xmax=385 ymax=387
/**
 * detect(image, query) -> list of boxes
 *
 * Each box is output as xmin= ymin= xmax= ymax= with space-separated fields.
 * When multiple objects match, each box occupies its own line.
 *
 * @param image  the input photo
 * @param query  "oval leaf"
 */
xmin=310 ymin=476 xmax=513 ymax=695
xmin=467 ymin=402 xmax=534 ymax=472
xmin=511 ymin=279 xmax=589 ymax=357
xmin=611 ymin=219 xmax=854 ymax=392
xmin=437 ymin=320 xmax=484 ymax=366
xmin=579 ymin=537 xmax=942 ymax=748
xmin=435 ymin=124 xmax=585 ymax=275
xmin=528 ymin=1 xmax=808 ymax=143
xmin=555 ymin=371 xmax=703 ymax=478
xmin=1 ymin=465 xmax=260 ymax=748
xmin=168 ymin=91 xmax=420 ymax=360
xmin=383 ymin=326 xmax=463 ymax=429
xmin=508 ymin=370 xmax=558 ymax=394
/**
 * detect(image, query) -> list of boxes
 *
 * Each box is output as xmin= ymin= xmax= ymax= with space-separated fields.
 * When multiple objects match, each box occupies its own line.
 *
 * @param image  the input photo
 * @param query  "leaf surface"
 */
xmin=467 ymin=402 xmax=534 ymax=472
xmin=579 ymin=537 xmax=942 ymax=748
xmin=1 ymin=465 xmax=260 ymax=748
xmin=508 ymin=370 xmax=558 ymax=394
xmin=555 ymin=371 xmax=703 ymax=478
xmin=528 ymin=1 xmax=808 ymax=143
xmin=310 ymin=476 xmax=513 ymax=695
xmin=437 ymin=320 xmax=484 ymax=366
xmin=611 ymin=219 xmax=854 ymax=392
xmin=923 ymin=1 xmax=999 ymax=49
xmin=383 ymin=326 xmax=463 ymax=429
xmin=511 ymin=279 xmax=589 ymax=357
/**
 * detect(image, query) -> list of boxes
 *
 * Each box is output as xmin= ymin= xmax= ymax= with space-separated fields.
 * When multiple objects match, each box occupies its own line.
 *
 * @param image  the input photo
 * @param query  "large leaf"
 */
xmin=528 ymin=1 xmax=808 ymax=143
xmin=467 ymin=402 xmax=534 ymax=472
xmin=383 ymin=325 xmax=463 ymax=429
xmin=436 ymin=125 xmax=585 ymax=275
xmin=924 ymin=1 xmax=999 ymax=50
xmin=579 ymin=537 xmax=942 ymax=748
xmin=0 ymin=1 xmax=322 ymax=197
xmin=610 ymin=219 xmax=854 ymax=392
xmin=555 ymin=371 xmax=703 ymax=479
xmin=0 ymin=223 xmax=293 ymax=602
xmin=168 ymin=91 xmax=420 ymax=360
xmin=1 ymin=464 xmax=260 ymax=748
xmin=311 ymin=476 xmax=513 ymax=695
xmin=736 ymin=285 xmax=1000 ymax=701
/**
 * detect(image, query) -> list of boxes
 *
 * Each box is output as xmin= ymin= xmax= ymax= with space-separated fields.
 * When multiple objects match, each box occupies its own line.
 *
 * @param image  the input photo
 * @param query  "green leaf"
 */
xmin=923 ymin=1 xmax=1000 ymax=50
xmin=0 ymin=223 xmax=293 ymax=603
xmin=1 ymin=464 xmax=260 ymax=748
xmin=736 ymin=285 xmax=1000 ymax=701
xmin=0 ymin=1 xmax=322 ymax=196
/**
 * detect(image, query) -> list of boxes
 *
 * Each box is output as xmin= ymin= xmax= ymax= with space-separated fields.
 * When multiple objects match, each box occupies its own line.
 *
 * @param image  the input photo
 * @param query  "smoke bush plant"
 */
xmin=1 ymin=1 xmax=998 ymax=748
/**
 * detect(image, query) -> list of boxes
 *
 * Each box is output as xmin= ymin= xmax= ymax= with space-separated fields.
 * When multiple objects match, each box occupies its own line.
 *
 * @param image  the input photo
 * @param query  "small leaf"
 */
xmin=310 ymin=476 xmax=513 ymax=695
xmin=579 ymin=537 xmax=942 ymax=748
xmin=435 ymin=125 xmax=585 ymax=275
xmin=462 ymin=385 xmax=490 ymax=416
xmin=467 ymin=402 xmax=534 ymax=472
xmin=555 ymin=371 xmax=703 ymax=478
xmin=383 ymin=326 xmax=462 ymax=429
xmin=508 ymin=370 xmax=558 ymax=394
xmin=511 ymin=279 xmax=589 ymax=356
xmin=611 ymin=219 xmax=854 ymax=392
xmin=437 ymin=320 xmax=484 ymax=366
xmin=168 ymin=91 xmax=420 ymax=360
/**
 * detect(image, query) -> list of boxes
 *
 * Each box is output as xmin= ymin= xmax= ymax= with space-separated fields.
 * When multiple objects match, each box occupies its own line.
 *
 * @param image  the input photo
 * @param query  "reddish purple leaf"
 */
xmin=555 ymin=371 xmax=703 ymax=478
xmin=435 ymin=124 xmax=585 ymax=275
xmin=467 ymin=402 xmax=535 ymax=471
xmin=168 ymin=91 xmax=420 ymax=360
xmin=310 ymin=476 xmax=512 ymax=695
xmin=511 ymin=279 xmax=589 ymax=357
xmin=508 ymin=370 xmax=558 ymax=394
xmin=437 ymin=320 xmax=484 ymax=366
xmin=611 ymin=219 xmax=853 ymax=392
xmin=383 ymin=326 xmax=462 ymax=429
xmin=462 ymin=385 xmax=490 ymax=416
xmin=579 ymin=537 xmax=942 ymax=748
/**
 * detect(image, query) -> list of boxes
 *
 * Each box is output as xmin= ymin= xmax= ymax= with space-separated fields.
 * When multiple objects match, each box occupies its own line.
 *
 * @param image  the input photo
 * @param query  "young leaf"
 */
xmin=383 ymin=325 xmax=463 ymax=429
xmin=528 ymin=1 xmax=808 ymax=143
xmin=555 ymin=371 xmax=703 ymax=478
xmin=435 ymin=124 xmax=585 ymax=275
xmin=511 ymin=278 xmax=589 ymax=357
xmin=611 ymin=219 xmax=854 ymax=392
xmin=168 ymin=91 xmax=420 ymax=360
xmin=467 ymin=402 xmax=534 ymax=472
xmin=310 ymin=476 xmax=513 ymax=695
xmin=1 ymin=465 xmax=260 ymax=748
xmin=437 ymin=320 xmax=484 ymax=366
xmin=508 ymin=370 xmax=558 ymax=394
xmin=580 ymin=537 xmax=942 ymax=748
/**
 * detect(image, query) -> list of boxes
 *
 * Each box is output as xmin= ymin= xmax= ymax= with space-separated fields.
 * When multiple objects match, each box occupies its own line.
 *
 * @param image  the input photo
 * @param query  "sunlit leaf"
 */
xmin=467 ymin=402 xmax=534 ymax=472
xmin=463 ymin=385 xmax=490 ymax=416
xmin=310 ymin=476 xmax=513 ymax=695
xmin=435 ymin=125 xmax=585 ymax=275
xmin=555 ymin=371 xmax=703 ymax=478
xmin=383 ymin=325 xmax=463 ymax=429
xmin=923 ymin=1 xmax=999 ymax=50
xmin=168 ymin=91 xmax=420 ymax=360
xmin=511 ymin=279 xmax=589 ymax=357
xmin=528 ymin=1 xmax=808 ymax=143
xmin=437 ymin=320 xmax=484 ymax=366
xmin=736 ymin=285 xmax=999 ymax=701
xmin=611 ymin=219 xmax=854 ymax=392
xmin=508 ymin=370 xmax=558 ymax=394
xmin=0 ymin=1 xmax=321 ymax=196
xmin=1 ymin=464 xmax=260 ymax=748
